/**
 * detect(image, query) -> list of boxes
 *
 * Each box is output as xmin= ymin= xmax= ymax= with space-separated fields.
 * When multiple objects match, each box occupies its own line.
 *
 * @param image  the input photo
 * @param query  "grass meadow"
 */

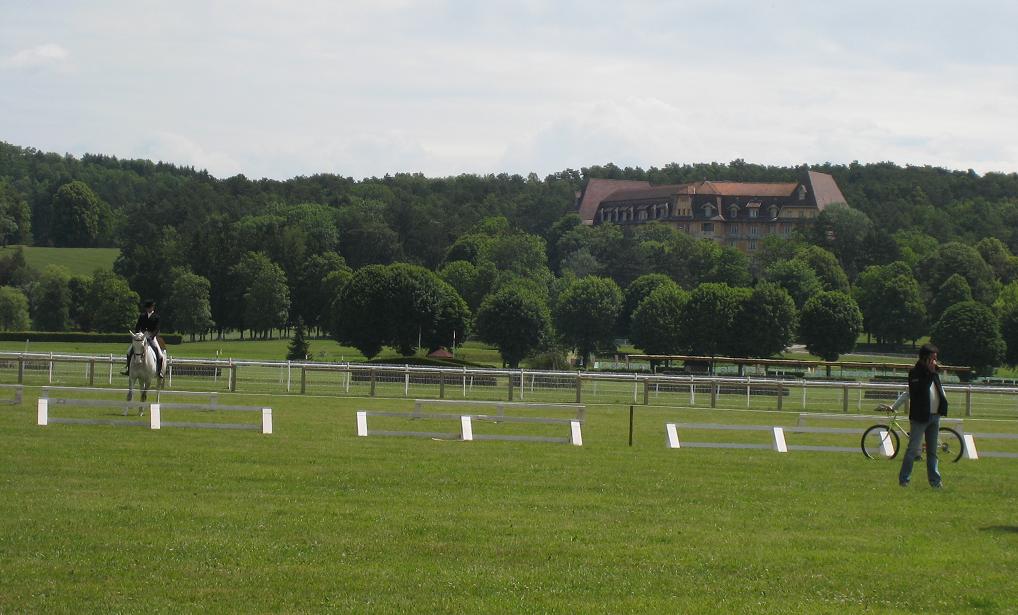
xmin=1 ymin=245 xmax=120 ymax=276
xmin=2 ymin=382 xmax=1018 ymax=613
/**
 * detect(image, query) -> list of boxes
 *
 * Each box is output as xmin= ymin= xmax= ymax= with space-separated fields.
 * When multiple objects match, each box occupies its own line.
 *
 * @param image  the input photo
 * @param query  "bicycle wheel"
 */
xmin=936 ymin=427 xmax=965 ymax=463
xmin=861 ymin=425 xmax=899 ymax=459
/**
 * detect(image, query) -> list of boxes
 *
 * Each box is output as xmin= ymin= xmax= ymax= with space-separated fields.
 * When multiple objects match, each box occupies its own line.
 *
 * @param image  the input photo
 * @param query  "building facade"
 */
xmin=575 ymin=170 xmax=847 ymax=253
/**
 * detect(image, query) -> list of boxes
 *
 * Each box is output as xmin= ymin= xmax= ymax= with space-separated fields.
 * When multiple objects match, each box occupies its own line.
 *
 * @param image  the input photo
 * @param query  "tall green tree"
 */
xmin=795 ymin=245 xmax=850 ymax=293
xmin=629 ymin=283 xmax=689 ymax=356
xmin=931 ymin=301 xmax=1005 ymax=378
xmin=0 ymin=286 xmax=30 ymax=330
xmin=928 ymin=273 xmax=974 ymax=327
xmin=0 ymin=179 xmax=31 ymax=245
xmin=764 ymin=259 xmax=823 ymax=309
xmin=553 ymin=276 xmax=622 ymax=367
xmin=31 ymin=265 xmax=72 ymax=332
xmin=810 ymin=203 xmax=874 ymax=278
xmin=243 ymin=258 xmax=290 ymax=339
xmin=83 ymin=270 xmax=139 ymax=332
xmin=680 ymin=283 xmax=751 ymax=357
xmin=166 ymin=268 xmax=214 ymax=341
xmin=621 ymin=274 xmax=676 ymax=338
xmin=50 ymin=181 xmax=112 ymax=247
xmin=799 ymin=291 xmax=863 ymax=361
xmin=729 ymin=283 xmax=798 ymax=358
xmin=475 ymin=283 xmax=552 ymax=368
xmin=854 ymin=262 xmax=926 ymax=344
xmin=916 ymin=242 xmax=998 ymax=305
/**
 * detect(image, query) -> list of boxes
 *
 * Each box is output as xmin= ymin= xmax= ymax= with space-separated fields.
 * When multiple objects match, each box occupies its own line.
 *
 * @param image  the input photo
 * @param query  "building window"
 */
xmin=703 ymin=204 xmax=714 ymax=218
xmin=769 ymin=205 xmax=779 ymax=219
xmin=798 ymin=185 xmax=807 ymax=201
xmin=702 ymin=223 xmax=714 ymax=234
xmin=728 ymin=205 xmax=739 ymax=219
xmin=749 ymin=226 xmax=759 ymax=236
xmin=749 ymin=209 xmax=758 ymax=218
xmin=728 ymin=225 xmax=738 ymax=237
xmin=749 ymin=239 xmax=757 ymax=250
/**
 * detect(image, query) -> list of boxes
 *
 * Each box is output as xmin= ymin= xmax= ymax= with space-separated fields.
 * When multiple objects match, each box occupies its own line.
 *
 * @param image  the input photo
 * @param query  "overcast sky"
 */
xmin=2 ymin=1 xmax=1016 ymax=181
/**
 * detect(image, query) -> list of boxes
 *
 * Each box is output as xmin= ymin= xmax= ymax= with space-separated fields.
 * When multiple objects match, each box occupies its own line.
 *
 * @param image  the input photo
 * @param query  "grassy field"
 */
xmin=1 ymin=245 xmax=120 ymax=276
xmin=1 ymin=386 xmax=1017 ymax=613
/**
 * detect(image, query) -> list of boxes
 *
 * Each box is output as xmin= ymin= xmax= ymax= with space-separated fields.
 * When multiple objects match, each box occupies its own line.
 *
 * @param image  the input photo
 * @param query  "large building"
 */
xmin=575 ymin=170 xmax=847 ymax=253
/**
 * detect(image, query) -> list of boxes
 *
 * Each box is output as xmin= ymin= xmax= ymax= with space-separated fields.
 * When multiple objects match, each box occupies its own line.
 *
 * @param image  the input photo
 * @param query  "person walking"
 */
xmin=887 ymin=343 xmax=949 ymax=488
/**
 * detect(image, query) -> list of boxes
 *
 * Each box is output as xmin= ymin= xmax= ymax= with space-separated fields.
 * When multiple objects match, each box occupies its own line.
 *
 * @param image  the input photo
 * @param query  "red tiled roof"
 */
xmin=694 ymin=181 xmax=798 ymax=197
xmin=806 ymin=171 xmax=847 ymax=210
xmin=576 ymin=178 xmax=651 ymax=223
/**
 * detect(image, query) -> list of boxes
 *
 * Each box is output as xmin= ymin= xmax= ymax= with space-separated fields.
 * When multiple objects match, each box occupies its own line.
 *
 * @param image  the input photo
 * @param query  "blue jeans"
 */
xmin=898 ymin=416 xmax=942 ymax=486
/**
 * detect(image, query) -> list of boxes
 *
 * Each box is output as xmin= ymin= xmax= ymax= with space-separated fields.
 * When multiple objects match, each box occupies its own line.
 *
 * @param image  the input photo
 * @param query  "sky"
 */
xmin=2 ymin=0 xmax=1017 ymax=181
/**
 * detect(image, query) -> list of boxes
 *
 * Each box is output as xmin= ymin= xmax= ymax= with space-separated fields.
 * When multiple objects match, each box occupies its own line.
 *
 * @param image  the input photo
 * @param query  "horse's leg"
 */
xmin=125 ymin=378 xmax=133 ymax=415
xmin=139 ymin=384 xmax=147 ymax=416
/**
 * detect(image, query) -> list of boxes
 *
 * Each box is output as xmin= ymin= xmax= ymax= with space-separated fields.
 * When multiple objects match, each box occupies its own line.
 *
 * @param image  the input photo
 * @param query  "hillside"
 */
xmin=0 ymin=245 xmax=119 ymax=277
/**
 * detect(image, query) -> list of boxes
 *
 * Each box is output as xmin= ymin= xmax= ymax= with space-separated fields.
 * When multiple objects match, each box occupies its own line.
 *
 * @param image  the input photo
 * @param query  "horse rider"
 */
xmin=121 ymin=300 xmax=164 ymax=378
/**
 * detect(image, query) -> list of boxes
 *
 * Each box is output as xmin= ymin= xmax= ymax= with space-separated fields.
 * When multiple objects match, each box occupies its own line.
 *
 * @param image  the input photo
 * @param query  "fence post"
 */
xmin=710 ymin=380 xmax=717 ymax=408
xmin=369 ymin=369 xmax=376 ymax=397
xmin=966 ymin=387 xmax=972 ymax=417
xmin=842 ymin=384 xmax=849 ymax=413
xmin=643 ymin=377 xmax=649 ymax=405
xmin=439 ymin=371 xmax=445 ymax=399
xmin=88 ymin=359 xmax=95 ymax=386
xmin=777 ymin=381 xmax=783 ymax=411
xmin=575 ymin=372 xmax=582 ymax=404
xmin=18 ymin=357 xmax=24 ymax=384
xmin=229 ymin=363 xmax=238 ymax=392
xmin=507 ymin=371 xmax=514 ymax=401
xmin=300 ymin=367 xmax=307 ymax=394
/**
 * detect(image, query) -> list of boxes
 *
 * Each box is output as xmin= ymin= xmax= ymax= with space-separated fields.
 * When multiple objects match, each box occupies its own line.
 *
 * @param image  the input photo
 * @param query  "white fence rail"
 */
xmin=4 ymin=351 xmax=1018 ymax=418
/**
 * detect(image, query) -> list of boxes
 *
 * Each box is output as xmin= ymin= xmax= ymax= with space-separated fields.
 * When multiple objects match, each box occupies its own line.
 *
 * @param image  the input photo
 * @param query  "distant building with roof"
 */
xmin=575 ymin=170 xmax=847 ymax=253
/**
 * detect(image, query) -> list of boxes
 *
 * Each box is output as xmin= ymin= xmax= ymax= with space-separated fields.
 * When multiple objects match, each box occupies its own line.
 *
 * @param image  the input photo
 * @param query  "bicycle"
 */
xmin=860 ymin=404 xmax=964 ymax=462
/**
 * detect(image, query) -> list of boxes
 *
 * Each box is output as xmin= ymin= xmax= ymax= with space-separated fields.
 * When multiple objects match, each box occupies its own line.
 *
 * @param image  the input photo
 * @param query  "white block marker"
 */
xmin=963 ymin=434 xmax=978 ymax=460
xmin=772 ymin=426 xmax=788 ymax=452
xmin=37 ymin=398 xmax=48 ymax=426
xmin=570 ymin=420 xmax=583 ymax=446
xmin=356 ymin=411 xmax=368 ymax=436
xmin=666 ymin=423 xmax=680 ymax=449
xmin=262 ymin=408 xmax=272 ymax=435
xmin=150 ymin=403 xmax=161 ymax=430
xmin=460 ymin=415 xmax=473 ymax=441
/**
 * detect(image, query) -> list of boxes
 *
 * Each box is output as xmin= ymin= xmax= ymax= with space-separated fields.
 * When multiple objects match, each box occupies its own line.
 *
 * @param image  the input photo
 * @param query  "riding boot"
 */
xmin=157 ymin=356 xmax=164 ymax=379
xmin=121 ymin=351 xmax=131 ymax=376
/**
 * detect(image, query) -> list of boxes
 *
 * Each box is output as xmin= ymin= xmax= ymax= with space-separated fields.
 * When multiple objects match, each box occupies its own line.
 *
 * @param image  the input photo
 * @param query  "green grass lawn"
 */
xmin=1 ymin=245 xmax=120 ymax=276
xmin=1 ymin=387 xmax=1017 ymax=613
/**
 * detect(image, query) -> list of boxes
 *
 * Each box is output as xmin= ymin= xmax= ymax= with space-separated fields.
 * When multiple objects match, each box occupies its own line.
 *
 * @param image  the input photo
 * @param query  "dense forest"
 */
xmin=3 ymin=140 xmax=1018 ymax=374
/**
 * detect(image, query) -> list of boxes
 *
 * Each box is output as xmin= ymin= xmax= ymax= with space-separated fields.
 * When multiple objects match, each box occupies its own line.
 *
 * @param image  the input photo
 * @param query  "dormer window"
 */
xmin=728 ymin=205 xmax=739 ymax=219
xmin=798 ymin=185 xmax=807 ymax=201
xmin=769 ymin=205 xmax=779 ymax=219
xmin=703 ymin=204 xmax=714 ymax=218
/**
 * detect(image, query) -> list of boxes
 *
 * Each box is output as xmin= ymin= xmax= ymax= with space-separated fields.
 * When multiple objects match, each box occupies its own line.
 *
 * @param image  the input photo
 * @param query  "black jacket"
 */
xmin=906 ymin=362 xmax=948 ymax=422
xmin=134 ymin=311 xmax=160 ymax=336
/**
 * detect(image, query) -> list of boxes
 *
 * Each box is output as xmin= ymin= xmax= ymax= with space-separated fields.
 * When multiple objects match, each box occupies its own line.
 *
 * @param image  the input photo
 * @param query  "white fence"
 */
xmin=4 ymin=351 xmax=1018 ymax=418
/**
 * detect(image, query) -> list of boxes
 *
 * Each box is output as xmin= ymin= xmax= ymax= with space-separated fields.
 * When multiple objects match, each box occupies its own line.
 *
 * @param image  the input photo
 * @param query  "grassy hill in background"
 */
xmin=1 ymin=245 xmax=120 ymax=276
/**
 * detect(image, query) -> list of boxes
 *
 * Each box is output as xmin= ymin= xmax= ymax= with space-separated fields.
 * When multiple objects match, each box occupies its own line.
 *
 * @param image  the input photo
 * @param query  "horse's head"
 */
xmin=130 ymin=331 xmax=146 ymax=353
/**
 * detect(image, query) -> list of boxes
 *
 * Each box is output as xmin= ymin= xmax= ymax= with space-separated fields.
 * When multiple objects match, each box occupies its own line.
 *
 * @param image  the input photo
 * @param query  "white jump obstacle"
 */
xmin=357 ymin=405 xmax=583 ymax=446
xmin=666 ymin=422 xmax=866 ymax=454
xmin=411 ymin=398 xmax=586 ymax=422
xmin=961 ymin=431 xmax=1018 ymax=459
xmin=36 ymin=387 xmax=271 ymax=434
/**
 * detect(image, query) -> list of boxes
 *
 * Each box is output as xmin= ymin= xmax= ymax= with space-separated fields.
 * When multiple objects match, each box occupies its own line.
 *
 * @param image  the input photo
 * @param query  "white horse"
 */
xmin=126 ymin=331 xmax=159 ymax=414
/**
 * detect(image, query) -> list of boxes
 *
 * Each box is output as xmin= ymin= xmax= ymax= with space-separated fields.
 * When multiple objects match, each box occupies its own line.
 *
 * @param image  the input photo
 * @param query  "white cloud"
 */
xmin=2 ymin=43 xmax=69 ymax=69
xmin=135 ymin=132 xmax=243 ymax=178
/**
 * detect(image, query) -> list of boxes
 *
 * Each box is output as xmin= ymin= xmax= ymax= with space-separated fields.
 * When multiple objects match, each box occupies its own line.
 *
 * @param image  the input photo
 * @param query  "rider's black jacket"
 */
xmin=134 ymin=311 xmax=160 ymax=336
xmin=906 ymin=362 xmax=949 ymax=422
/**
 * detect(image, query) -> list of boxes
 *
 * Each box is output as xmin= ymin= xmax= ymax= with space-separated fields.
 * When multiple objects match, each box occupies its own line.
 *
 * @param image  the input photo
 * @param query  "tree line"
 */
xmin=2 ymin=141 xmax=1018 ymax=375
